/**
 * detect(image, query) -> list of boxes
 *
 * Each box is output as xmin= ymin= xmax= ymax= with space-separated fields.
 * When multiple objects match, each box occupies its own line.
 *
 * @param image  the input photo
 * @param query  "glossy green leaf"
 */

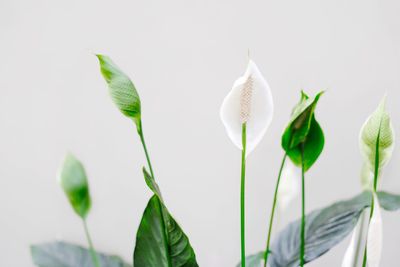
xmin=359 ymin=97 xmax=395 ymax=188
xmin=31 ymin=241 xmax=131 ymax=267
xmin=96 ymin=55 xmax=141 ymax=127
xmin=134 ymin=169 xmax=198 ymax=267
xmin=58 ymin=154 xmax=91 ymax=219
xmin=281 ymin=91 xmax=324 ymax=171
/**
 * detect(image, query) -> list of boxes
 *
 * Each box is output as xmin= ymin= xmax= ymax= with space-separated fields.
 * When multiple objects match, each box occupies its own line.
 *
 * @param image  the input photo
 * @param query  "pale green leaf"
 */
xmin=96 ymin=55 xmax=141 ymax=127
xmin=58 ymin=154 xmax=91 ymax=219
xmin=360 ymin=97 xmax=395 ymax=186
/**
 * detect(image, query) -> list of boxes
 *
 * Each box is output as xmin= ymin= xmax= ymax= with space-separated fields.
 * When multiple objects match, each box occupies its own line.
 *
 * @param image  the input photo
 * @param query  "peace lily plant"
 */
xmin=220 ymin=58 xmax=273 ymax=267
xmin=30 ymin=55 xmax=400 ymax=267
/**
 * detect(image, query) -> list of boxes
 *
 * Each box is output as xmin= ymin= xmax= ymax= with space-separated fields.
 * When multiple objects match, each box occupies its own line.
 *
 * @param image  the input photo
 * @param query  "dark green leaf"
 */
xmin=96 ymin=55 xmax=141 ymax=127
xmin=281 ymin=91 xmax=324 ymax=171
xmin=31 ymin=241 xmax=131 ymax=267
xmin=134 ymin=169 xmax=198 ymax=267
xmin=134 ymin=195 xmax=198 ymax=267
xmin=58 ymin=154 xmax=91 ymax=218
xmin=269 ymin=192 xmax=371 ymax=267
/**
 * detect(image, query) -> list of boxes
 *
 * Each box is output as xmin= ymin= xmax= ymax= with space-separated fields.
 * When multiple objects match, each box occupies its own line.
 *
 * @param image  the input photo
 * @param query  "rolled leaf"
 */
xmin=367 ymin=193 xmax=383 ymax=267
xmin=31 ymin=241 xmax=131 ymax=267
xmin=58 ymin=154 xmax=91 ymax=219
xmin=96 ymin=55 xmax=141 ymax=128
xmin=134 ymin=168 xmax=198 ymax=267
xmin=142 ymin=167 xmax=162 ymax=200
xmin=281 ymin=91 xmax=324 ymax=171
xmin=220 ymin=59 xmax=273 ymax=156
xmin=359 ymin=97 xmax=395 ymax=188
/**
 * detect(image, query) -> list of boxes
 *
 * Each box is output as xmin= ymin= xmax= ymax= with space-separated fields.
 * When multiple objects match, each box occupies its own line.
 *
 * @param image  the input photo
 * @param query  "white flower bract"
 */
xmin=220 ymin=59 xmax=273 ymax=156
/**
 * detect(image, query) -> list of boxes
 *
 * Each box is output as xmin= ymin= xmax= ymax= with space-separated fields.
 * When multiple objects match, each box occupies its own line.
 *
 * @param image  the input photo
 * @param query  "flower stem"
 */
xmin=361 ymin=127 xmax=381 ymax=267
xmin=137 ymin=120 xmax=172 ymax=267
xmin=83 ymin=219 xmax=101 ymax=267
xmin=263 ymin=154 xmax=287 ymax=267
xmin=137 ymin=120 xmax=155 ymax=179
xmin=300 ymin=147 xmax=306 ymax=267
xmin=240 ymin=123 xmax=247 ymax=267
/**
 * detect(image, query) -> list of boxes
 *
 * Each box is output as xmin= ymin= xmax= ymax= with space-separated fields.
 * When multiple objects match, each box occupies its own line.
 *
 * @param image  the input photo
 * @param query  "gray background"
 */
xmin=1 ymin=0 xmax=399 ymax=266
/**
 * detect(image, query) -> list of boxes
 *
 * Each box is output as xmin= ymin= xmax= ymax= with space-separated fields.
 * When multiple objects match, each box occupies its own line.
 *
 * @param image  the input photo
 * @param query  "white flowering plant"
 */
xmin=30 ymin=55 xmax=400 ymax=267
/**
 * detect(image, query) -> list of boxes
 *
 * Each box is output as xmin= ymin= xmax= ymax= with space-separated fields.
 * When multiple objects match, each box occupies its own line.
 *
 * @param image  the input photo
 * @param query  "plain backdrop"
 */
xmin=1 ymin=0 xmax=400 ymax=266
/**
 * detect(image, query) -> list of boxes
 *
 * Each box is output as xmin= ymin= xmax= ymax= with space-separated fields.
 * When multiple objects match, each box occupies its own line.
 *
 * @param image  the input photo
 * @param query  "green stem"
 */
xmin=137 ymin=120 xmax=155 ymax=179
xmin=240 ymin=123 xmax=247 ymax=267
xmin=300 ymin=147 xmax=306 ymax=267
xmin=137 ymin=120 xmax=172 ymax=267
xmin=263 ymin=154 xmax=287 ymax=267
xmin=83 ymin=219 xmax=101 ymax=267
xmin=362 ymin=123 xmax=381 ymax=267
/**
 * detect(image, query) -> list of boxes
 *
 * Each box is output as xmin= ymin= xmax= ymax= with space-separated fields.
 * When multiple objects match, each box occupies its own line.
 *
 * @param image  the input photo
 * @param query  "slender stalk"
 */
xmin=83 ymin=219 xmax=101 ymax=267
xmin=263 ymin=154 xmax=287 ymax=267
xmin=137 ymin=121 xmax=155 ymax=179
xmin=361 ymin=125 xmax=381 ymax=267
xmin=240 ymin=123 xmax=247 ymax=267
xmin=137 ymin=120 xmax=172 ymax=267
xmin=300 ymin=147 xmax=306 ymax=267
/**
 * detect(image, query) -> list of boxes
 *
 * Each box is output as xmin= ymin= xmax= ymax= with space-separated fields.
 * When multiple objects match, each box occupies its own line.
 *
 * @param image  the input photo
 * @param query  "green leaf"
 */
xmin=96 ymin=55 xmax=141 ymax=127
xmin=31 ymin=241 xmax=131 ymax=267
xmin=377 ymin=191 xmax=400 ymax=211
xmin=238 ymin=191 xmax=400 ymax=267
xmin=134 ymin=196 xmax=198 ymax=267
xmin=134 ymin=169 xmax=198 ymax=267
xmin=268 ymin=192 xmax=371 ymax=267
xmin=281 ymin=91 xmax=324 ymax=171
xmin=359 ymin=97 xmax=395 ymax=188
xmin=58 ymin=154 xmax=91 ymax=219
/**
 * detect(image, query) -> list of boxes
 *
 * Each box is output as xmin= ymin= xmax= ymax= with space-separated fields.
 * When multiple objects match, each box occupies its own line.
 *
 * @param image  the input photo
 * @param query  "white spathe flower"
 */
xmin=367 ymin=193 xmax=383 ymax=267
xmin=220 ymin=59 xmax=273 ymax=156
xmin=341 ymin=210 xmax=369 ymax=267
xmin=278 ymin=160 xmax=300 ymax=211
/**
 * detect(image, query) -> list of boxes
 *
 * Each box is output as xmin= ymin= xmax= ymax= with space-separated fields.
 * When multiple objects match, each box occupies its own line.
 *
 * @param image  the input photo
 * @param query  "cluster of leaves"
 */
xmin=31 ymin=55 xmax=399 ymax=267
